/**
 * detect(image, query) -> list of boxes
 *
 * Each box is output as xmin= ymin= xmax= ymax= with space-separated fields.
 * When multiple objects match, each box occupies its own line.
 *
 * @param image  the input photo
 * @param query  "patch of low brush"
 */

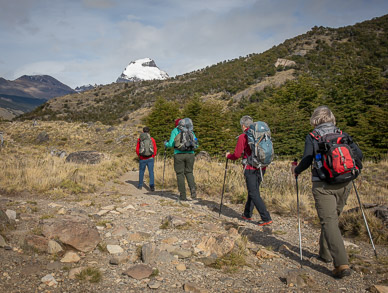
xmin=76 ymin=267 xmax=102 ymax=283
xmin=210 ymin=237 xmax=248 ymax=273
xmin=339 ymin=210 xmax=388 ymax=245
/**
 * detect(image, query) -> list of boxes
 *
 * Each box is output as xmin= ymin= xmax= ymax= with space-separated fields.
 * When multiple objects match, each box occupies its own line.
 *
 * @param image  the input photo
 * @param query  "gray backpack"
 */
xmin=174 ymin=118 xmax=196 ymax=151
xmin=246 ymin=121 xmax=274 ymax=168
xmin=139 ymin=133 xmax=154 ymax=157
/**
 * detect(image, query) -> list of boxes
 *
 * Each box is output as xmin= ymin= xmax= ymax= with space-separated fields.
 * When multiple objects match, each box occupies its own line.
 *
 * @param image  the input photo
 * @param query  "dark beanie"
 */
xmin=143 ymin=127 xmax=150 ymax=133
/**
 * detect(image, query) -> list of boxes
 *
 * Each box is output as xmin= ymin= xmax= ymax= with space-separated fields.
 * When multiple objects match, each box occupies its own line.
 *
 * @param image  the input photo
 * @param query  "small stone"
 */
xmin=107 ymin=244 xmax=124 ymax=254
xmin=79 ymin=200 xmax=92 ymax=207
xmin=97 ymin=210 xmax=109 ymax=216
xmin=256 ymin=248 xmax=279 ymax=259
xmin=101 ymin=205 xmax=115 ymax=211
xmin=48 ymin=203 xmax=62 ymax=208
xmin=0 ymin=235 xmax=7 ymax=247
xmin=57 ymin=208 xmax=66 ymax=215
xmin=176 ymin=264 xmax=186 ymax=271
xmin=48 ymin=240 xmax=63 ymax=254
xmin=161 ymin=237 xmax=179 ymax=244
xmin=148 ymin=280 xmax=161 ymax=289
xmin=5 ymin=210 xmax=17 ymax=220
xmin=112 ymin=226 xmax=128 ymax=237
xmin=343 ymin=240 xmax=359 ymax=249
xmin=68 ymin=267 xmax=85 ymax=279
xmin=369 ymin=285 xmax=388 ymax=293
xmin=109 ymin=254 xmax=129 ymax=265
xmin=60 ymin=251 xmax=80 ymax=263
xmin=41 ymin=274 xmax=58 ymax=287
xmin=123 ymin=264 xmax=153 ymax=280
xmin=171 ymin=248 xmax=192 ymax=259
xmin=183 ymin=282 xmax=208 ymax=292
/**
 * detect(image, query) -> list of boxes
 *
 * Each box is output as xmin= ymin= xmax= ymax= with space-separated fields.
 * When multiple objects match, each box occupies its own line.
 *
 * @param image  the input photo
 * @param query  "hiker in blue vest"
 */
xmin=136 ymin=127 xmax=157 ymax=191
xmin=165 ymin=118 xmax=198 ymax=201
xmin=226 ymin=115 xmax=272 ymax=227
xmin=293 ymin=106 xmax=363 ymax=279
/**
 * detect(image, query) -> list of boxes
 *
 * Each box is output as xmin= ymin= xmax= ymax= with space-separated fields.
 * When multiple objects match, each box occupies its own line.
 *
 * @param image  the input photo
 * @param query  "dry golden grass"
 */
xmin=0 ymin=121 xmax=137 ymax=197
xmin=153 ymin=158 xmax=388 ymax=218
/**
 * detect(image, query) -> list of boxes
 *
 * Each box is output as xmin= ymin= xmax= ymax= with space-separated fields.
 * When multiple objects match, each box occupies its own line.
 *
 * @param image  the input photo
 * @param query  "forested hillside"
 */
xmin=19 ymin=15 xmax=388 ymax=158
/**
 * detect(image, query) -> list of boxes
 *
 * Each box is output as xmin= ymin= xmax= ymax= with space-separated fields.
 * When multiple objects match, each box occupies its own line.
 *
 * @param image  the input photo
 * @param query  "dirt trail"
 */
xmin=0 ymin=170 xmax=387 ymax=292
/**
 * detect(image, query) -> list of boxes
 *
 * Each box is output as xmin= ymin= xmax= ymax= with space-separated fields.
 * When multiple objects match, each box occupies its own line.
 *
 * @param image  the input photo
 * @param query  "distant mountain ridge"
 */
xmin=116 ymin=58 xmax=169 ymax=83
xmin=0 ymin=75 xmax=75 ymax=120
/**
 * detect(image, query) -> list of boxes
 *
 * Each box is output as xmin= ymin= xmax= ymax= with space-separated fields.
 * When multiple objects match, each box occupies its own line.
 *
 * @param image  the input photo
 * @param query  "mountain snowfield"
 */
xmin=116 ymin=58 xmax=169 ymax=83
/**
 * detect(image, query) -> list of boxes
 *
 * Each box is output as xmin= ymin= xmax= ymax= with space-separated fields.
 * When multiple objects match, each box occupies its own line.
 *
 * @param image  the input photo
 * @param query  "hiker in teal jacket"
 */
xmin=165 ymin=118 xmax=198 ymax=201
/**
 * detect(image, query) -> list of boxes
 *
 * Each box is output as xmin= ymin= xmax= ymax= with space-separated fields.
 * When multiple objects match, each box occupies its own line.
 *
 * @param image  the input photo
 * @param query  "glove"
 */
xmin=164 ymin=141 xmax=168 ymax=147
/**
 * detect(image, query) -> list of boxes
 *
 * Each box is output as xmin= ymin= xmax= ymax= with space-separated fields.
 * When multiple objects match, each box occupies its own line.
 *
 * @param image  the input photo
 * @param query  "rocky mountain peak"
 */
xmin=116 ymin=58 xmax=169 ymax=83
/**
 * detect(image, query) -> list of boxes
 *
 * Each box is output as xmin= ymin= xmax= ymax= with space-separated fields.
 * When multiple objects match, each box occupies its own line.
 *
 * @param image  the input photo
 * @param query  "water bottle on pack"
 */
xmin=315 ymin=153 xmax=326 ymax=180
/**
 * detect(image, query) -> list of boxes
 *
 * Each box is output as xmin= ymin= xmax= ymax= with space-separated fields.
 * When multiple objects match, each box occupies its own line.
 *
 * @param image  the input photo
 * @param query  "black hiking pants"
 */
xmin=243 ymin=169 xmax=271 ymax=222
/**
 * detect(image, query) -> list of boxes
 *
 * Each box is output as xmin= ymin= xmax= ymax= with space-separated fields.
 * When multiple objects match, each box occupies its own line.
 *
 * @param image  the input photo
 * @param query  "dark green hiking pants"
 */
xmin=312 ymin=181 xmax=352 ymax=267
xmin=174 ymin=153 xmax=196 ymax=199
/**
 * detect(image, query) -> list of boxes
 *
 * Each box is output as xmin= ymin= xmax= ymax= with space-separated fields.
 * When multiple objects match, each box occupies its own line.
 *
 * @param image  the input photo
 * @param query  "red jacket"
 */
xmin=227 ymin=131 xmax=266 ymax=171
xmin=136 ymin=137 xmax=157 ymax=160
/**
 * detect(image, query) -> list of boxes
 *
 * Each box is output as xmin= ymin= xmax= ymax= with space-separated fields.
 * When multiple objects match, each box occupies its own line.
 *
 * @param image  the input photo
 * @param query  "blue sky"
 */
xmin=0 ymin=0 xmax=387 ymax=88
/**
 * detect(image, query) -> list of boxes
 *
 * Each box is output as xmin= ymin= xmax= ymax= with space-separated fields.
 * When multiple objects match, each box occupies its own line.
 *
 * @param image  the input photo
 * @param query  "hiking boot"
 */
xmin=190 ymin=189 xmax=197 ymax=199
xmin=150 ymin=186 xmax=155 ymax=192
xmin=137 ymin=186 xmax=142 ymax=190
xmin=257 ymin=220 xmax=273 ymax=227
xmin=332 ymin=265 xmax=351 ymax=279
xmin=241 ymin=214 xmax=253 ymax=222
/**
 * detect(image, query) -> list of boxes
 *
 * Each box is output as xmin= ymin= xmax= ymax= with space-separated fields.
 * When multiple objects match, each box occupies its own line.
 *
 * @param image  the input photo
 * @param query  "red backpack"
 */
xmin=311 ymin=129 xmax=361 ymax=184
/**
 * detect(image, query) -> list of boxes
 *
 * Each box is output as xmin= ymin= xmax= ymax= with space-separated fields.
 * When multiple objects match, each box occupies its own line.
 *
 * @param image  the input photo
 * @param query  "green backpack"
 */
xmin=139 ymin=133 xmax=154 ymax=157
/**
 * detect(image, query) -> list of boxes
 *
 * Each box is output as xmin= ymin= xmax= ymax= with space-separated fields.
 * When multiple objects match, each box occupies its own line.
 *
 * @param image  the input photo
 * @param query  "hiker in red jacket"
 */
xmin=226 ymin=115 xmax=272 ymax=227
xmin=136 ymin=127 xmax=157 ymax=191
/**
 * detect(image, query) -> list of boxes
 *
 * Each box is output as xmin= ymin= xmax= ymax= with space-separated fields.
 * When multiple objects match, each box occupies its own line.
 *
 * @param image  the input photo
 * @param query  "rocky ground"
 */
xmin=0 ymin=171 xmax=387 ymax=293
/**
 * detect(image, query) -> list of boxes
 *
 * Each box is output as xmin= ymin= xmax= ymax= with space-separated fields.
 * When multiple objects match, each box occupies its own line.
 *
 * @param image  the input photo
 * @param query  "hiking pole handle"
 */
xmin=352 ymin=180 xmax=377 ymax=258
xmin=219 ymin=158 xmax=229 ymax=217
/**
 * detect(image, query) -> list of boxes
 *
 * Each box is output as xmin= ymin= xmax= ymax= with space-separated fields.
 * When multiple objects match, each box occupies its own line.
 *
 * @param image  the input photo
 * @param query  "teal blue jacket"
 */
xmin=165 ymin=127 xmax=197 ymax=154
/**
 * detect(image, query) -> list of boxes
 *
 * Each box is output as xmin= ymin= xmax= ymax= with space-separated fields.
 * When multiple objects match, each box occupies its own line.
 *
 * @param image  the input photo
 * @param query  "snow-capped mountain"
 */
xmin=116 ymin=58 xmax=169 ymax=83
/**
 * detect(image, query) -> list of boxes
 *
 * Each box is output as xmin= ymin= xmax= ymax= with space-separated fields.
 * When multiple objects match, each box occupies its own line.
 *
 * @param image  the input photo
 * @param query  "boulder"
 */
xmin=36 ymin=131 xmax=49 ymax=143
xmin=0 ymin=235 xmax=7 ymax=247
xmin=65 ymin=151 xmax=103 ymax=164
xmin=123 ymin=264 xmax=153 ymax=280
xmin=163 ymin=215 xmax=187 ymax=228
xmin=0 ymin=208 xmax=16 ymax=232
xmin=48 ymin=240 xmax=63 ymax=254
xmin=196 ymin=228 xmax=240 ymax=257
xmin=60 ymin=251 xmax=80 ymax=263
xmin=42 ymin=215 xmax=101 ymax=252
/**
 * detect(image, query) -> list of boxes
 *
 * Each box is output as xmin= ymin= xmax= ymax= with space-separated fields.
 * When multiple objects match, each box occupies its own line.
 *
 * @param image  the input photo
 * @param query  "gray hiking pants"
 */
xmin=312 ymin=181 xmax=352 ymax=267
xmin=174 ymin=153 xmax=196 ymax=199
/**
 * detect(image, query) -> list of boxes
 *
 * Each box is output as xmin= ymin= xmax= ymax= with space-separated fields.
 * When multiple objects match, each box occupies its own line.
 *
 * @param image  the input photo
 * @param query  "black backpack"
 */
xmin=139 ymin=133 xmax=154 ymax=157
xmin=174 ymin=118 xmax=197 ymax=151
xmin=311 ymin=126 xmax=362 ymax=184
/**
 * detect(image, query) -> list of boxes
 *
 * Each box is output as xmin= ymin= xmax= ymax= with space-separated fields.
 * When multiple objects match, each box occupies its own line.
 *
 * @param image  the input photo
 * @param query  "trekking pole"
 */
xmin=296 ymin=176 xmax=303 ymax=267
xmin=219 ymin=158 xmax=229 ymax=217
xmin=352 ymin=180 xmax=378 ymax=258
xmin=162 ymin=146 xmax=167 ymax=193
